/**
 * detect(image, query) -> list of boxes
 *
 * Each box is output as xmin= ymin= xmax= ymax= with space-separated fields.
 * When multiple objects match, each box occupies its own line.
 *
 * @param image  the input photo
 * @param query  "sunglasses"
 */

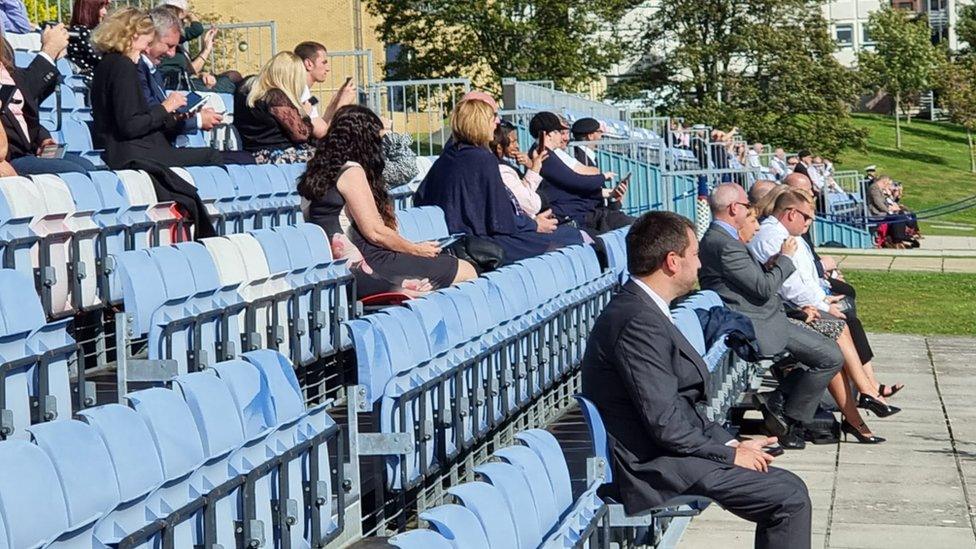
xmin=789 ymin=208 xmax=813 ymax=222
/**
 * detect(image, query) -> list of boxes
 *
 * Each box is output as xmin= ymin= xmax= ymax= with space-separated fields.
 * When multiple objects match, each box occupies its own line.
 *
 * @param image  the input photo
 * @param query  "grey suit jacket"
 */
xmin=698 ymin=224 xmax=796 ymax=354
xmin=581 ymin=280 xmax=735 ymax=514
xmin=867 ymin=183 xmax=888 ymax=217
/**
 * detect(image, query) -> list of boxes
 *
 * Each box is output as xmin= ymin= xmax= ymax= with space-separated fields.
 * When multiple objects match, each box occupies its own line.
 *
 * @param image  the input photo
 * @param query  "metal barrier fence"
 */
xmin=309 ymin=49 xmax=375 ymax=107
xmin=203 ymin=21 xmax=277 ymax=76
xmin=367 ymin=78 xmax=471 ymax=156
xmin=502 ymin=78 xmax=621 ymax=121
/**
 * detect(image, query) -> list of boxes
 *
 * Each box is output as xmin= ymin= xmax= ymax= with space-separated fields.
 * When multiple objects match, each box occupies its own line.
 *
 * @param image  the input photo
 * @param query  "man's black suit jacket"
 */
xmin=0 ymin=52 xmax=59 ymax=160
xmin=581 ymin=280 xmax=736 ymax=514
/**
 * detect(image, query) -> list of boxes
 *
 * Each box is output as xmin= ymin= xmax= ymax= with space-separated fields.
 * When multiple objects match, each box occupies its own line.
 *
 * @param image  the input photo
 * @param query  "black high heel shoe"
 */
xmin=841 ymin=420 xmax=886 ymax=444
xmin=857 ymin=394 xmax=901 ymax=418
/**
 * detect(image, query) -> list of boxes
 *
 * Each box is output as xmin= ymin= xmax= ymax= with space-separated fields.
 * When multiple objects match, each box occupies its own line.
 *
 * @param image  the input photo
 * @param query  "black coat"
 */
xmin=581 ymin=280 xmax=736 ymax=514
xmin=90 ymin=52 xmax=220 ymax=169
xmin=538 ymin=146 xmax=605 ymax=226
xmin=1 ymin=54 xmax=58 ymax=160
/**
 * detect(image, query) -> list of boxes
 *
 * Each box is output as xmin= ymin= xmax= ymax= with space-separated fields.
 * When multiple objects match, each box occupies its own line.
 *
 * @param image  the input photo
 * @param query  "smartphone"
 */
xmin=343 ymin=76 xmax=353 ymax=88
xmin=618 ymin=172 xmax=632 ymax=185
xmin=0 ymin=85 xmax=16 ymax=108
xmin=177 ymin=92 xmax=207 ymax=115
xmin=307 ymin=96 xmax=319 ymax=106
xmin=39 ymin=143 xmax=66 ymax=159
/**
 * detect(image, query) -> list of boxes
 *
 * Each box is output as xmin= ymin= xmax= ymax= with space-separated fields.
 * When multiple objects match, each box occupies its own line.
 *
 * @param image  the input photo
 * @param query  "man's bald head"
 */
xmin=748 ymin=180 xmax=776 ymax=205
xmin=783 ymin=172 xmax=812 ymax=193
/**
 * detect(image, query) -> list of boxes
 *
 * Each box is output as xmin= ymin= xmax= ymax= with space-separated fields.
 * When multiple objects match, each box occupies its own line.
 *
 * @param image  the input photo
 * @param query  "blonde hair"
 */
xmin=772 ymin=188 xmax=815 ymax=217
xmin=247 ymin=51 xmax=307 ymax=110
xmin=755 ymin=184 xmax=789 ymax=218
xmin=450 ymin=99 xmax=495 ymax=147
xmin=92 ymin=7 xmax=154 ymax=55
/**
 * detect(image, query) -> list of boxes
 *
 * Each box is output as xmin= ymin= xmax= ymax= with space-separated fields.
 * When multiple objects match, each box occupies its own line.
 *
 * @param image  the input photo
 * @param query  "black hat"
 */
xmin=797 ymin=150 xmax=812 ymax=159
xmin=571 ymin=117 xmax=601 ymax=135
xmin=529 ymin=111 xmax=567 ymax=138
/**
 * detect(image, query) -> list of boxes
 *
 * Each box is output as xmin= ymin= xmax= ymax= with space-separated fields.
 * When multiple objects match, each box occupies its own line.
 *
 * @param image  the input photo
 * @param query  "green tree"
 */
xmin=939 ymin=57 xmax=976 ymax=172
xmin=858 ymin=7 xmax=942 ymax=149
xmin=363 ymin=0 xmax=640 ymax=91
xmin=610 ymin=0 xmax=865 ymax=157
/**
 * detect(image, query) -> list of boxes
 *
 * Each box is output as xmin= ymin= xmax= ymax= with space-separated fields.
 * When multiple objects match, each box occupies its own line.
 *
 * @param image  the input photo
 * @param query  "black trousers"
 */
xmin=828 ymin=278 xmax=874 ymax=364
xmin=686 ymin=466 xmax=812 ymax=549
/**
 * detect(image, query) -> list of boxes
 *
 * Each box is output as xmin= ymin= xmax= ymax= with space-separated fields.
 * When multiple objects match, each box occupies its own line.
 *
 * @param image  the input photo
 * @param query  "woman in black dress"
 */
xmin=298 ymin=104 xmax=476 ymax=298
xmin=67 ymin=0 xmax=109 ymax=76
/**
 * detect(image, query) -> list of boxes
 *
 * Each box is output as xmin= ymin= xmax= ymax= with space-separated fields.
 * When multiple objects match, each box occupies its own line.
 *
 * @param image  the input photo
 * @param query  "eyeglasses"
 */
xmin=789 ymin=207 xmax=814 ymax=222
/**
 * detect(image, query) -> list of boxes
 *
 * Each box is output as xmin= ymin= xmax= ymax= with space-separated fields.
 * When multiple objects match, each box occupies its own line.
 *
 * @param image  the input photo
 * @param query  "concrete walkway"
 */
xmin=679 ymin=333 xmax=976 ymax=549
xmin=818 ymin=236 xmax=976 ymax=273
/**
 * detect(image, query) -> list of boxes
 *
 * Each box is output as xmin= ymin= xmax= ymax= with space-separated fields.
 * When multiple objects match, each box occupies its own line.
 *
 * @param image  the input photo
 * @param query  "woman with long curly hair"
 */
xmin=299 ymin=104 xmax=476 ymax=297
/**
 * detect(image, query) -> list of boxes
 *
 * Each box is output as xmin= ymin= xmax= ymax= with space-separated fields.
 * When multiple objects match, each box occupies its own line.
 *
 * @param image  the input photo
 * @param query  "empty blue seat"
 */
xmin=419 ymin=504 xmax=490 ymax=549
xmin=388 ymin=529 xmax=454 ymax=549
xmin=447 ymin=481 xmax=520 ymax=548
xmin=0 ymin=439 xmax=71 ymax=547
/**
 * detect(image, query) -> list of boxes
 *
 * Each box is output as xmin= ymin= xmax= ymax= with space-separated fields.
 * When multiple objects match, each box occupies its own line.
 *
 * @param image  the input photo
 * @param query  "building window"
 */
xmin=835 ymin=24 xmax=854 ymax=47
xmin=862 ymin=25 xmax=875 ymax=45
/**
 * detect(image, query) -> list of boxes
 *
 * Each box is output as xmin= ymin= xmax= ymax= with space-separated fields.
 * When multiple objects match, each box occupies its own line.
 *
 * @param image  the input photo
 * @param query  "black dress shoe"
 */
xmin=779 ymin=425 xmax=807 ymax=450
xmin=753 ymin=391 xmax=788 ymax=437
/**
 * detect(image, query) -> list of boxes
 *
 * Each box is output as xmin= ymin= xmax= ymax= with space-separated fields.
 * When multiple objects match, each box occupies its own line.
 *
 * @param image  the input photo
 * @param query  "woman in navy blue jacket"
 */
xmin=415 ymin=99 xmax=583 ymax=265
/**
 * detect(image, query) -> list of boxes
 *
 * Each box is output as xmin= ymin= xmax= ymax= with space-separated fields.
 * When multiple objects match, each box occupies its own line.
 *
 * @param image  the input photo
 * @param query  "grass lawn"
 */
xmin=844 ymin=270 xmax=976 ymax=335
xmin=834 ymin=114 xmax=976 ymax=236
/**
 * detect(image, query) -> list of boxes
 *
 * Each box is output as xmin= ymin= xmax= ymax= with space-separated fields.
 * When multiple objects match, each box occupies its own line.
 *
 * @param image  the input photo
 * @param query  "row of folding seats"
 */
xmin=346 ymin=244 xmax=616 ymax=489
xmin=394 ymin=205 xmax=458 ymax=245
xmin=111 ymin=224 xmax=354 ymax=387
xmin=0 ymin=269 xmax=80 ymax=441
xmin=597 ymin=226 xmax=629 ymax=284
xmin=388 ymin=429 xmax=604 ymax=549
xmin=0 ymin=349 xmax=342 ymax=549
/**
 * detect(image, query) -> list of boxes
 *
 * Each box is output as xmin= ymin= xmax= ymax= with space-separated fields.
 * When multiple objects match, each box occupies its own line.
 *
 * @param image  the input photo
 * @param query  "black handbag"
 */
xmin=446 ymin=235 xmax=506 ymax=274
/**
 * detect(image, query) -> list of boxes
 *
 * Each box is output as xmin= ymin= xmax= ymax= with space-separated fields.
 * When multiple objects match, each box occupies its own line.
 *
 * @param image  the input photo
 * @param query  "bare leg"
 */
xmin=836 ymin=325 xmax=888 ymax=405
xmin=863 ymin=360 xmax=905 ymax=397
xmin=827 ymin=370 xmax=875 ymax=436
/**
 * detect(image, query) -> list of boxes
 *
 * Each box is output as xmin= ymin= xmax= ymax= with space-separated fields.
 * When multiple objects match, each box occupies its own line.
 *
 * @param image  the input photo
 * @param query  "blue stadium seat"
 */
xmin=388 ymin=529 xmax=454 ymax=549
xmin=493 ymin=445 xmax=560 ymax=535
xmin=515 ymin=429 xmax=573 ymax=515
xmin=473 ymin=461 xmax=542 ymax=549
xmin=0 ymin=439 xmax=71 ymax=547
xmin=447 ymin=481 xmax=520 ymax=548
xmin=420 ymin=504 xmax=490 ymax=549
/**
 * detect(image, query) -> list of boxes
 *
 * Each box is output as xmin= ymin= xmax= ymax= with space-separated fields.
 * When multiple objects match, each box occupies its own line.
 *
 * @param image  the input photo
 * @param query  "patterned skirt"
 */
xmin=252 ymin=144 xmax=315 ymax=165
xmin=788 ymin=315 xmax=846 ymax=340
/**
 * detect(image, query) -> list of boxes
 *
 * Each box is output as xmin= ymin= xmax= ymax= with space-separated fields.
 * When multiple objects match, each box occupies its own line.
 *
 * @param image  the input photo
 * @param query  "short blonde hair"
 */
xmin=755 ymin=184 xmax=789 ymax=219
xmin=450 ymin=99 xmax=495 ymax=147
xmin=247 ymin=51 xmax=307 ymax=110
xmin=92 ymin=7 xmax=154 ymax=55
xmin=773 ymin=188 xmax=815 ymax=217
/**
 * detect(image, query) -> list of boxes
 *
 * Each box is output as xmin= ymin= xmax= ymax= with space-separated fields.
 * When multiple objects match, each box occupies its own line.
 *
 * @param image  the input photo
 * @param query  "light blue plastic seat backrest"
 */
xmin=483 ymin=269 xmax=529 ymax=320
xmin=185 ymin=167 xmax=219 ymax=201
xmin=251 ymin=229 xmax=291 ymax=274
xmin=59 ymin=172 xmax=103 ymax=212
xmin=514 ymin=429 xmax=572 ymax=516
xmin=447 ymin=482 xmax=520 ymax=549
xmin=395 ymin=209 xmax=421 ymax=241
xmin=578 ymin=244 xmax=603 ymax=282
xmin=205 ymin=166 xmax=238 ymax=201
xmin=62 ymin=116 xmax=94 ymax=152
xmin=114 ymin=250 xmax=168 ymax=335
xmin=241 ymin=165 xmax=273 ymax=198
xmin=241 ymin=349 xmax=306 ymax=425
xmin=521 ymin=257 xmax=559 ymax=302
xmin=88 ymin=171 xmax=129 ymax=210
xmin=692 ymin=289 xmax=723 ymax=310
xmin=404 ymin=297 xmax=451 ymax=355
xmin=388 ymin=529 xmax=454 ymax=549
xmin=0 ymin=440 xmax=71 ymax=548
xmin=425 ymin=206 xmax=450 ymax=238
xmin=347 ymin=318 xmax=394 ymax=404
xmin=494 ymin=445 xmax=559 ymax=533
xmin=259 ymin=164 xmax=292 ymax=196
xmin=173 ymin=371 xmax=248 ymax=457
xmin=473 ymin=462 xmax=541 ymax=549
xmin=574 ymin=395 xmax=611 ymax=482
xmin=28 ymin=419 xmax=122 ymax=530
xmin=225 ymin=165 xmax=257 ymax=201
xmin=174 ymin=242 xmax=223 ymax=294
xmin=424 ymin=291 xmax=468 ymax=348
xmin=149 ymin=245 xmax=197 ymax=301
xmin=419 ymin=504 xmax=490 ymax=549
xmin=127 ymin=388 xmax=207 ymax=481
xmin=454 ymin=279 xmax=503 ymax=327
xmin=508 ymin=265 xmax=543 ymax=309
xmin=383 ymin=307 xmax=432 ymax=369
xmin=0 ymin=269 xmax=46 ymax=336
xmin=77 ymin=404 xmax=166 ymax=504
xmin=274 ymin=225 xmax=314 ymax=271
xmin=671 ymin=307 xmax=706 ymax=357
xmin=211 ymin=359 xmax=276 ymax=439
xmin=438 ymin=287 xmax=483 ymax=341
xmin=369 ymin=311 xmax=421 ymax=376
xmin=298 ymin=223 xmax=335 ymax=264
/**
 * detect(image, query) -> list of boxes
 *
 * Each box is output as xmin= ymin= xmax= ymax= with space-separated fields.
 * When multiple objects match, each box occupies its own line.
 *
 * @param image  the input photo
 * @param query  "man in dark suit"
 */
xmin=699 ymin=183 xmax=843 ymax=448
xmin=582 ymin=211 xmax=812 ymax=549
xmin=570 ymin=117 xmax=601 ymax=168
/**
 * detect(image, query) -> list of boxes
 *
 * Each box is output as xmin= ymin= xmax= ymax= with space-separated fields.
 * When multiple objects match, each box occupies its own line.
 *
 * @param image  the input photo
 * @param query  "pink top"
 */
xmin=498 ymin=162 xmax=544 ymax=216
xmin=0 ymin=65 xmax=30 ymax=142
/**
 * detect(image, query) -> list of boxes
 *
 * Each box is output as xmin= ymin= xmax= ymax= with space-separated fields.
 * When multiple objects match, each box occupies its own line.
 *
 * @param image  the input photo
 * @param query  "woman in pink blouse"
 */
xmin=490 ymin=121 xmax=557 ymax=234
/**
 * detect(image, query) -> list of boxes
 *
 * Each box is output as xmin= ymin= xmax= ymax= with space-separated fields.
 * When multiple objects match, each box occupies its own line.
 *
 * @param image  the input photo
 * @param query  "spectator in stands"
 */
xmin=769 ymin=147 xmax=788 ymax=181
xmin=298 ymin=104 xmax=476 ymax=297
xmin=792 ymin=150 xmax=812 ymax=178
xmin=582 ymin=211 xmax=811 ymax=548
xmin=157 ymin=0 xmax=205 ymax=43
xmin=90 ymin=7 xmax=222 ymax=168
xmin=748 ymin=188 xmax=899 ymax=442
xmin=142 ymin=8 xmax=222 ymax=137
xmin=530 ymin=111 xmax=632 ymax=235
xmin=570 ymin=117 xmax=602 ymax=168
xmin=738 ymin=205 xmax=762 ymax=244
xmin=869 ymin=175 xmax=918 ymax=248
xmin=293 ymin=40 xmax=356 ymax=128
xmin=755 ymin=183 xmax=789 ymax=218
xmin=416 ymin=100 xmax=583 ymax=265
xmin=239 ymin=51 xmax=323 ymax=164
xmin=0 ymin=115 xmax=13 ymax=175
xmin=0 ymin=24 xmax=97 ymax=174
xmin=699 ymin=183 xmax=843 ymax=449
xmin=489 ymin=120 xmax=555 ymax=229
xmin=746 ymin=142 xmax=764 ymax=171
xmin=153 ymin=4 xmax=241 ymax=93
xmin=67 ymin=0 xmax=108 ymax=76
xmin=0 ymin=0 xmax=32 ymax=34
xmin=862 ymin=165 xmax=877 ymax=188
xmin=748 ymin=179 xmax=777 ymax=206
xmin=786 ymin=155 xmax=798 ymax=171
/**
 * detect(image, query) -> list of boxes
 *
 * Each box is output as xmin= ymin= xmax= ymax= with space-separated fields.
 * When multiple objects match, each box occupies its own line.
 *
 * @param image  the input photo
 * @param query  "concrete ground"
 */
xmin=679 ymin=333 xmax=976 ymax=549
xmin=819 ymin=236 xmax=976 ymax=273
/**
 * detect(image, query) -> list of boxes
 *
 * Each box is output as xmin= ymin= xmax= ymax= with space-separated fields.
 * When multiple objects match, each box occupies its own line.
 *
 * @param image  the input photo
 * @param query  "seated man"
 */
xmin=582 ymin=211 xmax=812 ymax=549
xmin=529 ymin=111 xmax=632 ymax=235
xmin=699 ymin=183 xmax=843 ymax=448
xmin=570 ymin=116 xmax=602 ymax=168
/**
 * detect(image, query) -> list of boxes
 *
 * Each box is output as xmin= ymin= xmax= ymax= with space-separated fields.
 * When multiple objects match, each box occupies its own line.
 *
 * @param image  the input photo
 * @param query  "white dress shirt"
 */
xmin=630 ymin=276 xmax=673 ymax=322
xmin=748 ymin=217 xmax=829 ymax=311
